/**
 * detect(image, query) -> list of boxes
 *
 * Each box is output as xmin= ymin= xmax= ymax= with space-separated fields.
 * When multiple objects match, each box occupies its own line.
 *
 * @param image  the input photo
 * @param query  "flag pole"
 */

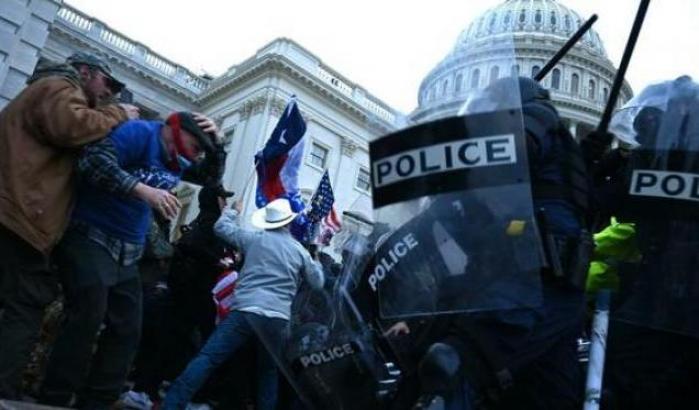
xmin=584 ymin=290 xmax=612 ymax=410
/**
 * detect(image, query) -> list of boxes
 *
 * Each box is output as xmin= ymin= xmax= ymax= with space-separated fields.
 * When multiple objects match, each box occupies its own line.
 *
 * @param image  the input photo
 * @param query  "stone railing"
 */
xmin=57 ymin=7 xmax=92 ymax=31
xmin=315 ymin=65 xmax=395 ymax=124
xmin=206 ymin=39 xmax=398 ymax=126
xmin=55 ymin=5 xmax=209 ymax=94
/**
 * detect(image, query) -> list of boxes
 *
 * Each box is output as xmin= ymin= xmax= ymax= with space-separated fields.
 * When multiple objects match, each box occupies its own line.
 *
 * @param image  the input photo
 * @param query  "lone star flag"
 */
xmin=255 ymin=97 xmax=307 ymax=212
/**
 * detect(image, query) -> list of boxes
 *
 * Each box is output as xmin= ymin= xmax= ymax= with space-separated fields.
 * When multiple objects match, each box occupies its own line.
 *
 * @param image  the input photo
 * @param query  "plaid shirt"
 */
xmin=77 ymin=137 xmax=140 ymax=197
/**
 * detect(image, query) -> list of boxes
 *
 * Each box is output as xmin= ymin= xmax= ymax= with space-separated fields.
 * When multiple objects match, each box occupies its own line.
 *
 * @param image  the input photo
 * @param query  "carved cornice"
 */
xmin=197 ymin=55 xmax=395 ymax=135
xmin=239 ymin=94 xmax=268 ymax=120
xmin=269 ymin=96 xmax=287 ymax=117
xmin=341 ymin=138 xmax=359 ymax=158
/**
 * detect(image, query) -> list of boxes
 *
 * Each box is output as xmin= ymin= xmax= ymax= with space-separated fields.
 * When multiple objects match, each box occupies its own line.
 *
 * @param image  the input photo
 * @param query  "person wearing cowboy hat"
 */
xmin=162 ymin=198 xmax=324 ymax=410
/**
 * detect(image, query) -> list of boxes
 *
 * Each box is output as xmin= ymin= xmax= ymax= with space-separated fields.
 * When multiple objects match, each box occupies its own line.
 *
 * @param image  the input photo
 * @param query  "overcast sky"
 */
xmin=64 ymin=0 xmax=699 ymax=114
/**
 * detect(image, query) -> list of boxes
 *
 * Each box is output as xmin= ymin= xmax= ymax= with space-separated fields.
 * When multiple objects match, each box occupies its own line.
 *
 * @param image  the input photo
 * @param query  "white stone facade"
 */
xmin=0 ymin=0 xmax=63 ymax=109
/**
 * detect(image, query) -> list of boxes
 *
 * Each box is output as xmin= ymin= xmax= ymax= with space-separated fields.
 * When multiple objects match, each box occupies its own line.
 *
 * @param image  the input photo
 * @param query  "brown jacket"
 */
xmin=0 ymin=75 xmax=127 ymax=254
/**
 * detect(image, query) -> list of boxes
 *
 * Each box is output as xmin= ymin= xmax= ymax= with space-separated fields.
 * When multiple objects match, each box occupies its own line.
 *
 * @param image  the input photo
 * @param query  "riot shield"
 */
xmin=361 ymin=37 xmax=543 ymax=319
xmin=608 ymin=76 xmax=699 ymax=338
xmin=249 ymin=267 xmax=398 ymax=410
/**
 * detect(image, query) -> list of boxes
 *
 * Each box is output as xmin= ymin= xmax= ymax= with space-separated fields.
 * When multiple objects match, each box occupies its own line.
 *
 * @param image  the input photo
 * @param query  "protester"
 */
xmin=39 ymin=112 xmax=222 ymax=409
xmin=0 ymin=52 xmax=141 ymax=400
xmin=126 ymin=183 xmax=235 ymax=408
xmin=162 ymin=198 xmax=324 ymax=410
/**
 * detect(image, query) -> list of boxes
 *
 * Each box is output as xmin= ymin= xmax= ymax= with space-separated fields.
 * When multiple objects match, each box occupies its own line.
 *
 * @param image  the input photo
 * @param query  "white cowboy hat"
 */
xmin=251 ymin=198 xmax=298 ymax=230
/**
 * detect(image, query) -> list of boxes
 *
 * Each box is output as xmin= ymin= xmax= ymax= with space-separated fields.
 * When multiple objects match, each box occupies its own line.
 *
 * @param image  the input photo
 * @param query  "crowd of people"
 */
xmin=0 ymin=52 xmax=333 ymax=410
xmin=0 ymin=36 xmax=697 ymax=410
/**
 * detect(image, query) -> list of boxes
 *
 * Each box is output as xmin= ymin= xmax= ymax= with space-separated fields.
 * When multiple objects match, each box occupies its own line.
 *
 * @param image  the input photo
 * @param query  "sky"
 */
xmin=64 ymin=0 xmax=699 ymax=114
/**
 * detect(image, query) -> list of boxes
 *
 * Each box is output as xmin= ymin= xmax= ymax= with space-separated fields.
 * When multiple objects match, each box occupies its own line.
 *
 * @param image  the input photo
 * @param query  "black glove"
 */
xmin=580 ymin=130 xmax=616 ymax=166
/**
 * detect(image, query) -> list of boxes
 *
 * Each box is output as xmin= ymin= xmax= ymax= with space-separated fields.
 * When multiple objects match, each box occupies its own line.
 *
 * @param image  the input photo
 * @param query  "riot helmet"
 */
xmin=611 ymin=75 xmax=699 ymax=150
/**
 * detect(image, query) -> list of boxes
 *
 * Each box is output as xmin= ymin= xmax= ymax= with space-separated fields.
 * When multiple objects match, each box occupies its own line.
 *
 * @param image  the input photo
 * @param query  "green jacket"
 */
xmin=586 ymin=218 xmax=641 ymax=294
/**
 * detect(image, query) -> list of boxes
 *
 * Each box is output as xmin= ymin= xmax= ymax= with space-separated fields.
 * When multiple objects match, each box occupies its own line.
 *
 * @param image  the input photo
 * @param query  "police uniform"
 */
xmin=593 ymin=76 xmax=699 ymax=410
xmin=424 ymin=77 xmax=591 ymax=410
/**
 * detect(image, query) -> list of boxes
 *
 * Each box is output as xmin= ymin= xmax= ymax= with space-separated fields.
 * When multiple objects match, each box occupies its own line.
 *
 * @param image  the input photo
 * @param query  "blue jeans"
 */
xmin=162 ymin=310 xmax=287 ymax=410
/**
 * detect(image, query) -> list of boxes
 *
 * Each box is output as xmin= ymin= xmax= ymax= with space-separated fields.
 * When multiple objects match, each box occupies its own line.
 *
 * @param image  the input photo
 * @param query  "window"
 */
xmin=588 ymin=80 xmax=596 ymax=100
xmin=550 ymin=11 xmax=557 ymax=26
xmin=511 ymin=64 xmax=520 ymax=77
xmin=552 ymin=68 xmax=561 ymax=89
xmin=535 ymin=10 xmax=542 ymax=24
xmin=455 ymin=74 xmax=463 ymax=92
xmin=356 ymin=168 xmax=371 ymax=192
xmin=470 ymin=69 xmax=480 ymax=89
xmin=309 ymin=143 xmax=329 ymax=169
xmin=504 ymin=11 xmax=512 ymax=24
xmin=519 ymin=10 xmax=526 ymax=23
xmin=489 ymin=14 xmax=497 ymax=31
xmin=564 ymin=15 xmax=571 ymax=31
xmin=603 ymin=87 xmax=609 ymax=102
xmin=441 ymin=79 xmax=449 ymax=96
xmin=531 ymin=65 xmax=541 ymax=78
xmin=490 ymin=66 xmax=500 ymax=84
xmin=571 ymin=73 xmax=580 ymax=95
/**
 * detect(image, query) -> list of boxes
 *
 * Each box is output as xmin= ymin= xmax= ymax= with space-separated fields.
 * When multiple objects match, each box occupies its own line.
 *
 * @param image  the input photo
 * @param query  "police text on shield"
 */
xmin=630 ymin=169 xmax=699 ymax=202
xmin=299 ymin=343 xmax=356 ymax=368
xmin=373 ymin=134 xmax=517 ymax=188
xmin=368 ymin=233 xmax=419 ymax=292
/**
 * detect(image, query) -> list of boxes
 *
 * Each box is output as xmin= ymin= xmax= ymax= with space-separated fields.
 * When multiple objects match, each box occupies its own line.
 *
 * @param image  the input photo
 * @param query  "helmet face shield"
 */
xmin=611 ymin=76 xmax=699 ymax=150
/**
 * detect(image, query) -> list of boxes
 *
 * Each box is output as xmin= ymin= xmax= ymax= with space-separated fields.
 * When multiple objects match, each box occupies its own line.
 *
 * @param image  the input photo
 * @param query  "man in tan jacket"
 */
xmin=0 ymin=52 xmax=154 ymax=399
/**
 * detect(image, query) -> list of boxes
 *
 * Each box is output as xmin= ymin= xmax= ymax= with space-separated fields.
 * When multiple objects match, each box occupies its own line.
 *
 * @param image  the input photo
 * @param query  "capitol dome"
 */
xmin=412 ymin=0 xmax=633 ymax=139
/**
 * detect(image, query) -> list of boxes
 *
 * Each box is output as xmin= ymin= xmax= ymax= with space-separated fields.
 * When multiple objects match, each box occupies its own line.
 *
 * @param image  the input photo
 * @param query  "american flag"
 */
xmin=315 ymin=206 xmax=342 ymax=245
xmin=303 ymin=171 xmax=342 ymax=244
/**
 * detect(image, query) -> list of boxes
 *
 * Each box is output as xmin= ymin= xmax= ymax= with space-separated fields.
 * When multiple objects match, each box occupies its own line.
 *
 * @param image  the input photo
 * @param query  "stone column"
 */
xmin=336 ymin=137 xmax=358 ymax=186
xmin=0 ymin=0 xmax=63 ymax=109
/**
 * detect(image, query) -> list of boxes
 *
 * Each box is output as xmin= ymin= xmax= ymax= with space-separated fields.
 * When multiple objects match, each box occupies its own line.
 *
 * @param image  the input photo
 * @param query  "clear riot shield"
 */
xmin=608 ymin=76 xmax=699 ymax=338
xmin=360 ymin=35 xmax=543 ymax=319
xmin=250 ymin=264 xmax=398 ymax=410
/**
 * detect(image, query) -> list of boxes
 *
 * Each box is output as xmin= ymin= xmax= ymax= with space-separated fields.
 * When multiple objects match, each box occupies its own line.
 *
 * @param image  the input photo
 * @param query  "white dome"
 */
xmin=456 ymin=0 xmax=607 ymax=57
xmin=412 ymin=0 xmax=634 ymax=139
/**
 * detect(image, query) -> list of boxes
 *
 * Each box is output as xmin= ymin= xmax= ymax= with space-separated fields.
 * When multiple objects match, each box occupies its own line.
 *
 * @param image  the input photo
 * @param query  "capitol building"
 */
xmin=0 ymin=0 xmax=632 ymax=246
xmin=413 ymin=0 xmax=633 ymax=138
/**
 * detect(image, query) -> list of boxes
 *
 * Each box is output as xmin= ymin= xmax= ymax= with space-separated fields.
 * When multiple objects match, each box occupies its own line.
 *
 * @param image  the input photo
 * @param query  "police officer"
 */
xmin=404 ymin=76 xmax=592 ymax=410
xmin=594 ymin=76 xmax=699 ymax=410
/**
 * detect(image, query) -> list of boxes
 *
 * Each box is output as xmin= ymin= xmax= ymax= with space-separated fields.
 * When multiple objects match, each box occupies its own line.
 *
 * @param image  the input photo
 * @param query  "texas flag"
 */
xmin=255 ymin=97 xmax=307 ymax=213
